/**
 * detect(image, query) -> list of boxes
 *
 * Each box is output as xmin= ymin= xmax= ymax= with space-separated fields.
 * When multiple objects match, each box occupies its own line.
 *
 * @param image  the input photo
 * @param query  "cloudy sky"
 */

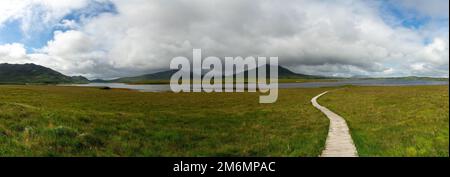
xmin=0 ymin=0 xmax=448 ymax=79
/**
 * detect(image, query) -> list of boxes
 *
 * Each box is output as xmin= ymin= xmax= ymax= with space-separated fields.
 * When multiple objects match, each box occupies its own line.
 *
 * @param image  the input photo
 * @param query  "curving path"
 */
xmin=311 ymin=91 xmax=358 ymax=157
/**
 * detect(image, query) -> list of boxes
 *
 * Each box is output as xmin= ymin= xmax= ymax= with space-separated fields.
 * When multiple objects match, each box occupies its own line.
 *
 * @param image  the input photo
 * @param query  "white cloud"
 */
xmin=421 ymin=38 xmax=449 ymax=65
xmin=0 ymin=0 xmax=89 ymax=34
xmin=34 ymin=30 xmax=110 ymax=77
xmin=0 ymin=43 xmax=28 ymax=62
xmin=1 ymin=0 xmax=448 ymax=78
xmin=407 ymin=37 xmax=449 ymax=77
xmin=0 ymin=0 xmax=28 ymax=26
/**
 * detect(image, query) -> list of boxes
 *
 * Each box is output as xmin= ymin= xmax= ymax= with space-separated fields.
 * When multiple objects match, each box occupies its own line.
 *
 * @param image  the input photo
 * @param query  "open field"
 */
xmin=0 ymin=85 xmax=329 ymax=156
xmin=0 ymin=85 xmax=448 ymax=157
xmin=319 ymin=86 xmax=449 ymax=157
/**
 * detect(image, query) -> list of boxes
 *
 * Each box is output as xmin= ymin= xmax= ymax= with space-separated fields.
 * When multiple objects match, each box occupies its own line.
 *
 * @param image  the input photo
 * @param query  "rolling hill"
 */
xmin=110 ymin=70 xmax=180 ymax=83
xmin=0 ymin=63 xmax=89 ymax=84
xmin=242 ymin=64 xmax=326 ymax=79
xmin=103 ymin=65 xmax=327 ymax=83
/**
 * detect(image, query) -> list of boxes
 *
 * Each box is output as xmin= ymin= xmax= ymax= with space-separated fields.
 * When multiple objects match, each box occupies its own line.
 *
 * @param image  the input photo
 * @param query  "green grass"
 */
xmin=1 ymin=85 xmax=448 ymax=157
xmin=319 ymin=86 xmax=449 ymax=157
xmin=0 ymin=85 xmax=329 ymax=157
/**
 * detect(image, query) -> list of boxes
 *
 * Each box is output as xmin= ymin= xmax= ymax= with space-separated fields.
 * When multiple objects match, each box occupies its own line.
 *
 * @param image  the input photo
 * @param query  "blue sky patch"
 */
xmin=62 ymin=1 xmax=118 ymax=24
xmin=378 ymin=0 xmax=431 ymax=29
xmin=0 ymin=20 xmax=23 ymax=45
xmin=0 ymin=0 xmax=117 ymax=52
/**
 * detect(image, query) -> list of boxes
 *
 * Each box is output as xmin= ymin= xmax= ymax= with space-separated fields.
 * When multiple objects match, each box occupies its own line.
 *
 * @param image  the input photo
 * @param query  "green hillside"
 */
xmin=0 ymin=63 xmax=89 ymax=84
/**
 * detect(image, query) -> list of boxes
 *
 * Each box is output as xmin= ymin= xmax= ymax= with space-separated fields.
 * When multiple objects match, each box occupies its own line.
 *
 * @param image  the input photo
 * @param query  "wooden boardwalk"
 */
xmin=311 ymin=91 xmax=358 ymax=157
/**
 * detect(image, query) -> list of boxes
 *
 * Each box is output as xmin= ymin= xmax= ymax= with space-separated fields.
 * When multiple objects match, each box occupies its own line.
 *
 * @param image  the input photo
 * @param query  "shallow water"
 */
xmin=67 ymin=79 xmax=449 ymax=92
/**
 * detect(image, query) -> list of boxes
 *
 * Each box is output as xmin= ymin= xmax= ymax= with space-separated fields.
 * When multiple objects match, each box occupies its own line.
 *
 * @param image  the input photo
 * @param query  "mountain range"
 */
xmin=2 ymin=63 xmax=323 ymax=84
xmin=0 ymin=63 xmax=89 ymax=84
xmin=99 ymin=65 xmax=326 ymax=83
xmin=0 ymin=63 xmax=447 ymax=84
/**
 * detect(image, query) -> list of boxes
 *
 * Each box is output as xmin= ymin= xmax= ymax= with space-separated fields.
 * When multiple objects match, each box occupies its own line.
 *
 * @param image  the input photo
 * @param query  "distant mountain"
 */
xmin=70 ymin=76 xmax=90 ymax=83
xmin=0 ymin=63 xmax=89 ymax=84
xmin=240 ymin=65 xmax=326 ymax=79
xmin=365 ymin=76 xmax=449 ymax=81
xmin=110 ymin=70 xmax=180 ymax=83
xmin=90 ymin=79 xmax=110 ymax=83
xmin=102 ymin=65 xmax=327 ymax=83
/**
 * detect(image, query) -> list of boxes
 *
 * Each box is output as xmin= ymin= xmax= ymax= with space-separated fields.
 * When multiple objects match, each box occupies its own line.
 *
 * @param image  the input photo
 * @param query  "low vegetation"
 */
xmin=319 ymin=86 xmax=449 ymax=157
xmin=1 ymin=85 xmax=447 ymax=157
xmin=0 ymin=85 xmax=329 ymax=156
